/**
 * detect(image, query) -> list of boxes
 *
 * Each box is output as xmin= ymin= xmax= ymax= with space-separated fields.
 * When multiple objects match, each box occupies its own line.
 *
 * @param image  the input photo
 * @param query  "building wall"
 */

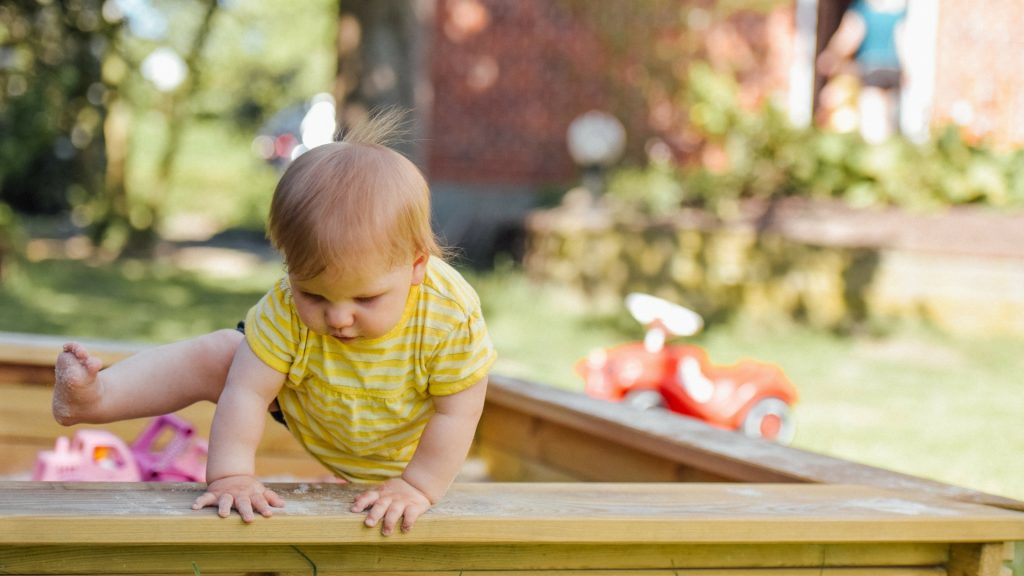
xmin=427 ymin=0 xmax=794 ymax=188
xmin=930 ymin=0 xmax=1024 ymax=146
xmin=427 ymin=0 xmax=1024 ymax=193
xmin=428 ymin=0 xmax=610 ymax=186
xmin=424 ymin=0 xmax=794 ymax=265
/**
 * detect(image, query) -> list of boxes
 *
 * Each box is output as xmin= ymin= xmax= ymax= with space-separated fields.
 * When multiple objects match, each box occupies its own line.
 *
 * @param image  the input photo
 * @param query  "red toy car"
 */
xmin=577 ymin=293 xmax=798 ymax=443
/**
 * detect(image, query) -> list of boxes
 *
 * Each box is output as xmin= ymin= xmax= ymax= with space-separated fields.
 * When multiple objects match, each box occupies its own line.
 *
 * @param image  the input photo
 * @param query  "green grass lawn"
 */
xmin=3 ymin=250 xmax=1022 ymax=503
xmin=470 ymin=267 xmax=1024 ymax=502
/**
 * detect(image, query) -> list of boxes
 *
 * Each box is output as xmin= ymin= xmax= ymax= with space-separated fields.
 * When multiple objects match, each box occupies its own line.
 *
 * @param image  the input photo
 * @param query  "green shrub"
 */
xmin=608 ymin=63 xmax=1024 ymax=215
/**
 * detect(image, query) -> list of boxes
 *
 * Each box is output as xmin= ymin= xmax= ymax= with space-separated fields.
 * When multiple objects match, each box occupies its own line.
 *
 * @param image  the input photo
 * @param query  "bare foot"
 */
xmin=53 ymin=342 xmax=105 ymax=425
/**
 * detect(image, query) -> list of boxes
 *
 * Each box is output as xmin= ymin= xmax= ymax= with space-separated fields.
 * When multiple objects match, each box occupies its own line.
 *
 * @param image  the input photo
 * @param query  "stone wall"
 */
xmin=524 ymin=198 xmax=1024 ymax=334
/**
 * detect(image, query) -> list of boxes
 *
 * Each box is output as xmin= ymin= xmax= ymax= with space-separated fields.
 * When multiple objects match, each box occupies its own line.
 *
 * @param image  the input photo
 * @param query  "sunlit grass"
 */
xmin=0 ymin=254 xmax=282 ymax=343
xmin=697 ymin=320 xmax=1024 ymax=500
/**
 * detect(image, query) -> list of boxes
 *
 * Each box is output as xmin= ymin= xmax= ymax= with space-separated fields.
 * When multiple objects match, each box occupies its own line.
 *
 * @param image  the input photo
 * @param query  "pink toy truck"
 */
xmin=32 ymin=429 xmax=142 ymax=482
xmin=131 ymin=414 xmax=207 ymax=482
xmin=32 ymin=414 xmax=207 ymax=482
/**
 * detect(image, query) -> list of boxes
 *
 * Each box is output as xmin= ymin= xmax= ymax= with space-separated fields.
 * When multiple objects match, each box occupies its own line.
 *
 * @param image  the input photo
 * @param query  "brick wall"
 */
xmin=427 ymin=0 xmax=793 ymax=187
xmin=428 ymin=0 xmax=610 ymax=185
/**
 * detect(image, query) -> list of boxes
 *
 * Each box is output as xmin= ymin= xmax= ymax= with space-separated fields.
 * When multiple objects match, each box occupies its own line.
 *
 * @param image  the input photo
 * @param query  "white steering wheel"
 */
xmin=625 ymin=293 xmax=704 ymax=337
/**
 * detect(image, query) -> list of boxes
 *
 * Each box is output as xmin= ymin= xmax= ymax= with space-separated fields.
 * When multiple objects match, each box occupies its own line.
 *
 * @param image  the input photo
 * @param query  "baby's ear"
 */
xmin=411 ymin=253 xmax=429 ymax=285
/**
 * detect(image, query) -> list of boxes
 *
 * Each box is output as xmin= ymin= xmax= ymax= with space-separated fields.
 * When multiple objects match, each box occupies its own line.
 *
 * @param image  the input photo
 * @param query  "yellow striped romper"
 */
xmin=244 ymin=258 xmax=497 ymax=481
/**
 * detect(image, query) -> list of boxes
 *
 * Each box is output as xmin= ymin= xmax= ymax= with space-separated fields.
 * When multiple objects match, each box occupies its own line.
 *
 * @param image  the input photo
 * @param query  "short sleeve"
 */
xmin=426 ymin=305 xmax=497 ymax=396
xmin=245 ymin=278 xmax=304 ymax=378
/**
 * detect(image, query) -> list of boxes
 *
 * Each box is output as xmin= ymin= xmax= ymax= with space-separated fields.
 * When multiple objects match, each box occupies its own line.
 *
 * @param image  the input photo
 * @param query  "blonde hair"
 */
xmin=267 ymin=109 xmax=444 ymax=280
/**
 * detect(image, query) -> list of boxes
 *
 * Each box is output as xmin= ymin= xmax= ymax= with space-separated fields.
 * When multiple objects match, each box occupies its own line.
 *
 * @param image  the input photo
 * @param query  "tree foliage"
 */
xmin=1 ymin=0 xmax=337 ymax=254
xmin=608 ymin=63 xmax=1024 ymax=216
xmin=0 ymin=1 xmax=115 ymax=215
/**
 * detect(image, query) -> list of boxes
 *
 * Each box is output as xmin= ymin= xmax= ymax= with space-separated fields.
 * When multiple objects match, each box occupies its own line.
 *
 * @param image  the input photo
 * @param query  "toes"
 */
xmin=84 ymin=355 xmax=103 ymax=375
xmin=63 ymin=342 xmax=88 ymax=360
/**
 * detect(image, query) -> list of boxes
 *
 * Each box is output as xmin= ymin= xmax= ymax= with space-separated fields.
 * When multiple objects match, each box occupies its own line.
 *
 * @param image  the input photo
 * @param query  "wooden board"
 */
xmin=0 ymin=546 xmax=957 ymax=575
xmin=0 ymin=482 xmax=1020 ymax=575
xmin=0 ymin=331 xmax=143 ymax=366
xmin=482 ymin=375 xmax=1024 ymax=512
xmin=0 ymin=331 xmax=143 ymax=385
xmin=2 ymin=482 xmax=1023 ymax=545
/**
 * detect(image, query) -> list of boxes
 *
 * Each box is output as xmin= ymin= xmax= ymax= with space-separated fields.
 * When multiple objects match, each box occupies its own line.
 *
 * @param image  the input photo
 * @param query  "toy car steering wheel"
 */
xmin=624 ymin=293 xmax=704 ymax=337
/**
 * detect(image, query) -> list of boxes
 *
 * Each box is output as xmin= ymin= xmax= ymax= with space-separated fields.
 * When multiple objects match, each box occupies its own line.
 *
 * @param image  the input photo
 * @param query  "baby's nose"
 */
xmin=326 ymin=305 xmax=354 ymax=328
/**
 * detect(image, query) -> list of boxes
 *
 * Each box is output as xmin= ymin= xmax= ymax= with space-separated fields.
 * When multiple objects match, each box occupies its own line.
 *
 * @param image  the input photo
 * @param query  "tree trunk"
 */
xmin=334 ymin=0 xmax=433 ymax=163
xmin=123 ymin=0 xmax=220 ymax=255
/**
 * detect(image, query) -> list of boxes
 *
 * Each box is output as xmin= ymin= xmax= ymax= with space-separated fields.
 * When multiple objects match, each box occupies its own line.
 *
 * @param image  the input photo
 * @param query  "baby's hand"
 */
xmin=350 ymin=477 xmax=431 ymax=536
xmin=192 ymin=475 xmax=285 ymax=523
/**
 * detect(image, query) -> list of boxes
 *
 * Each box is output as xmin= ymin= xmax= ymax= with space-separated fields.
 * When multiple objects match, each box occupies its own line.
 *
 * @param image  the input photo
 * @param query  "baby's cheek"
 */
xmin=293 ymin=303 xmax=322 ymax=332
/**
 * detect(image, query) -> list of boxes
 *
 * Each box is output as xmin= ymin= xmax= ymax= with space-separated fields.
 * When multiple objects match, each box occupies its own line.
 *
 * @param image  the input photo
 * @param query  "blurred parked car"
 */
xmin=252 ymin=93 xmax=336 ymax=171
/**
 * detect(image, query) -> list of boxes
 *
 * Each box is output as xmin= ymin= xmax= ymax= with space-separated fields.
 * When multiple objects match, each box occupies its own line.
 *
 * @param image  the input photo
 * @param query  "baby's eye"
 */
xmin=356 ymin=295 xmax=379 ymax=304
xmin=301 ymin=291 xmax=326 ymax=302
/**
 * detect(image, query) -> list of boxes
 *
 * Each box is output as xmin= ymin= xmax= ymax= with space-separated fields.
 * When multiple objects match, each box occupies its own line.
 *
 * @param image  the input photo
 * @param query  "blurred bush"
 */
xmin=607 ymin=63 xmax=1024 ymax=216
xmin=0 ymin=0 xmax=336 ymax=253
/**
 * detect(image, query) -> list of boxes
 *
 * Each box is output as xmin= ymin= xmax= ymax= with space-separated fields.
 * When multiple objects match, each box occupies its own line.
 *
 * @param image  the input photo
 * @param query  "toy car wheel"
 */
xmin=740 ymin=397 xmax=795 ymax=444
xmin=623 ymin=389 xmax=666 ymax=411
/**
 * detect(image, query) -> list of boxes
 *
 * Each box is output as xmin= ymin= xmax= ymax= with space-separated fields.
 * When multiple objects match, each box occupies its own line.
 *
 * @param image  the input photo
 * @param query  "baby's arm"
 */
xmin=192 ymin=340 xmax=287 ymax=522
xmin=351 ymin=375 xmax=489 ymax=535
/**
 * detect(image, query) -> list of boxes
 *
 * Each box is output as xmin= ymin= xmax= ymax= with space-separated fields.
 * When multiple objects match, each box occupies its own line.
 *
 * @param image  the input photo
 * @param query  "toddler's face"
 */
xmin=289 ymin=254 xmax=427 ymax=342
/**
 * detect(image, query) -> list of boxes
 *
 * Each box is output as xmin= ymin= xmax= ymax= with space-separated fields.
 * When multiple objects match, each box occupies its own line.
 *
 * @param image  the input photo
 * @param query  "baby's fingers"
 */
xmin=350 ymin=489 xmax=380 ymax=513
xmin=401 ymin=504 xmax=427 ymax=533
xmin=380 ymin=503 xmax=407 ymax=536
xmin=249 ymin=492 xmax=281 ymax=519
xmin=263 ymin=487 xmax=285 ymax=509
xmin=364 ymin=497 xmax=392 ymax=528
xmin=219 ymin=493 xmax=241 ymax=520
xmin=192 ymin=491 xmax=219 ymax=510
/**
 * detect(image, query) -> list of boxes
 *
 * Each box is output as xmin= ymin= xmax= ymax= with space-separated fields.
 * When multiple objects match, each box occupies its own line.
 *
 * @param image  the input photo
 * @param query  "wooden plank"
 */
xmin=948 ymin=543 xmax=1007 ymax=576
xmin=34 ymin=565 xmax=942 ymax=569
xmin=0 ymin=545 xmax=314 ymax=574
xmin=474 ymin=444 xmax=581 ymax=482
xmin=0 ymin=543 xmax=951 ymax=572
xmin=484 ymin=375 xmax=1024 ymax=512
xmin=266 ymin=571 xmax=943 ymax=576
xmin=0 ymin=364 xmax=53 ymax=386
xmin=0 ymin=331 xmax=144 ymax=367
xmin=297 ymin=542 xmax=951 ymax=570
xmin=458 ymin=571 xmax=946 ymax=576
xmin=0 ymin=542 xmax=950 ymax=573
xmin=479 ymin=405 xmax=680 ymax=481
xmin=1 ymin=482 xmax=1023 ymax=545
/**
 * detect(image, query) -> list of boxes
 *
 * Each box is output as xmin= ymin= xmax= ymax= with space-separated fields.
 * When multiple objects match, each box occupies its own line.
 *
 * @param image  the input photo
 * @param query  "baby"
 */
xmin=53 ymin=110 xmax=496 ymax=535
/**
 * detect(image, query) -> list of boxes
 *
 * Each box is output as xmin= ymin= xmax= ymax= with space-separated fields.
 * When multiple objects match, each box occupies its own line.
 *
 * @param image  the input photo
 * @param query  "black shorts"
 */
xmin=860 ymin=66 xmax=901 ymax=90
xmin=236 ymin=321 xmax=289 ymax=429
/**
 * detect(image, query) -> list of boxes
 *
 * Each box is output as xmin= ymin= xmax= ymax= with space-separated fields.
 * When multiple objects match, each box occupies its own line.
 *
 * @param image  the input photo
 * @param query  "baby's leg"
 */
xmin=53 ymin=329 xmax=243 ymax=425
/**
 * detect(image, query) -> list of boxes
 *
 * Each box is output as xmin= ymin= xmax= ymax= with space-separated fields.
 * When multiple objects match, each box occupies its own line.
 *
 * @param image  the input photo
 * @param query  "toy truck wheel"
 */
xmin=623 ymin=389 xmax=666 ymax=411
xmin=740 ymin=397 xmax=795 ymax=444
